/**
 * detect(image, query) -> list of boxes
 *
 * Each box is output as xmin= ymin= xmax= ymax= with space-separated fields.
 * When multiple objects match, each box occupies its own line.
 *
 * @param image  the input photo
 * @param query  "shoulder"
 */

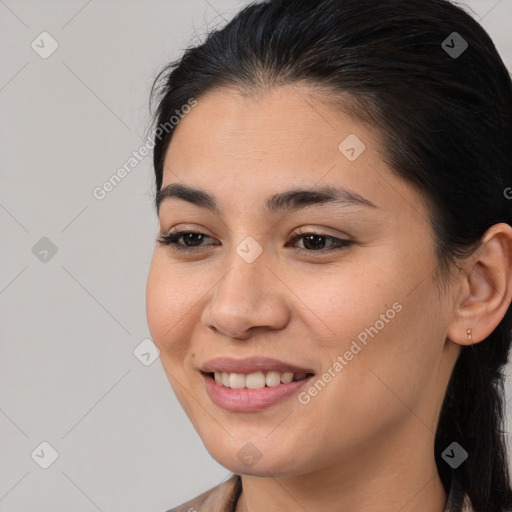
xmin=163 ymin=474 xmax=241 ymax=512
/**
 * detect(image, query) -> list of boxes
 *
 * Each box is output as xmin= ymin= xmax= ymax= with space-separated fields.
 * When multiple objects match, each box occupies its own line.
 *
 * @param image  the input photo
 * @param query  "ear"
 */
xmin=447 ymin=222 xmax=512 ymax=346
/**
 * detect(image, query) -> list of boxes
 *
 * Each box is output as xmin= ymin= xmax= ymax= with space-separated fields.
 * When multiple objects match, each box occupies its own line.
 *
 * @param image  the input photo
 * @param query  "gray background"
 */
xmin=1 ymin=1 xmax=512 ymax=510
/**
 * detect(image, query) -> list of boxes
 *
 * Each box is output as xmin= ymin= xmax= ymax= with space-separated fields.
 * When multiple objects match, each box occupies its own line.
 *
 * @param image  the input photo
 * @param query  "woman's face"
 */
xmin=146 ymin=85 xmax=460 ymax=478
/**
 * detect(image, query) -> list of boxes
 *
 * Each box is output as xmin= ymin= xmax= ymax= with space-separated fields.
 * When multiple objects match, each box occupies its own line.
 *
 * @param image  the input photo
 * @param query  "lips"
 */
xmin=201 ymin=369 xmax=315 ymax=412
xmin=200 ymin=356 xmax=315 ymax=375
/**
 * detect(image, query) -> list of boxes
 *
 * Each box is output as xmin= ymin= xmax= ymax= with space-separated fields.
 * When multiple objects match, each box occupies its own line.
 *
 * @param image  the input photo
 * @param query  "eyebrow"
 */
xmin=155 ymin=182 xmax=378 ymax=214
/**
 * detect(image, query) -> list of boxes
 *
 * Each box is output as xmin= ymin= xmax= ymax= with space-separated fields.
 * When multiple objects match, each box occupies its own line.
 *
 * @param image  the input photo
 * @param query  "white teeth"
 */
xmin=245 ymin=372 xmax=266 ymax=389
xmin=229 ymin=373 xmax=246 ymax=389
xmin=281 ymin=372 xmax=294 ymax=383
xmin=212 ymin=370 xmax=309 ymax=389
xmin=265 ymin=371 xmax=282 ymax=387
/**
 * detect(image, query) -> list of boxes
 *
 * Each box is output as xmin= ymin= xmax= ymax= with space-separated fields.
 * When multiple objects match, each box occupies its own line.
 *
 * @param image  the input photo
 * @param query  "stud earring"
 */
xmin=466 ymin=328 xmax=473 ymax=341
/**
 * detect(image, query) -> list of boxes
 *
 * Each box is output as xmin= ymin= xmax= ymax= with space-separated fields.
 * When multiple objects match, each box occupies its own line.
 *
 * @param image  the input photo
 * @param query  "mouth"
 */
xmin=201 ymin=370 xmax=315 ymax=390
xmin=201 ymin=370 xmax=315 ymax=412
xmin=199 ymin=356 xmax=316 ymax=411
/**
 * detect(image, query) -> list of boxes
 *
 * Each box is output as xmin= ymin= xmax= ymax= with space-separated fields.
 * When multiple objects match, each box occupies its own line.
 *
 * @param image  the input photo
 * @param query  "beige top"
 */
xmin=165 ymin=470 xmax=473 ymax=512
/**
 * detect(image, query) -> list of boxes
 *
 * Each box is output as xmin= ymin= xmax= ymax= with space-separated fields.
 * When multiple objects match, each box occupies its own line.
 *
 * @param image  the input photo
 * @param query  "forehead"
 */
xmin=165 ymin=85 xmax=369 ymax=183
xmin=167 ymin=85 xmax=372 ymax=157
xmin=161 ymin=85 xmax=429 ymax=225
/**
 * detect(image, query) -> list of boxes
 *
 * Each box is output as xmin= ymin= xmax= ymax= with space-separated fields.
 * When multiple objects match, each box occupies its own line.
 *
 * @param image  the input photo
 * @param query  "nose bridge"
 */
xmin=215 ymin=237 xmax=267 ymax=311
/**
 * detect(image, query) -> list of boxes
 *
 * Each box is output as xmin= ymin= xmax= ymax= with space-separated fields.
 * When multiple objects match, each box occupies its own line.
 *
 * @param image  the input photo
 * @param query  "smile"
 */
xmin=211 ymin=370 xmax=311 ymax=389
xmin=201 ymin=371 xmax=315 ymax=412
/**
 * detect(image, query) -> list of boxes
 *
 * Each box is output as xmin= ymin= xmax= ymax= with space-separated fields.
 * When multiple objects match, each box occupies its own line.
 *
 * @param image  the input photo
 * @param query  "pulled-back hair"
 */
xmin=150 ymin=1 xmax=512 ymax=509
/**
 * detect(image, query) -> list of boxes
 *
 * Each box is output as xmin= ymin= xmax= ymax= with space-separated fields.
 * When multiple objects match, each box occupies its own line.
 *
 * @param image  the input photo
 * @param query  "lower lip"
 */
xmin=202 ymin=372 xmax=314 ymax=412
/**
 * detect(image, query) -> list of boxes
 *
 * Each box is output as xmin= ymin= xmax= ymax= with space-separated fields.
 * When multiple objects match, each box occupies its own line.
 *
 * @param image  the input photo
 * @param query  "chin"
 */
xmin=206 ymin=440 xmax=304 ymax=478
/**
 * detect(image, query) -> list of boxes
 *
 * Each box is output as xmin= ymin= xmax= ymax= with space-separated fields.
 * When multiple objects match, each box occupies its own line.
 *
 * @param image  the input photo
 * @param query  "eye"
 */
xmin=287 ymin=228 xmax=353 ymax=253
xmin=156 ymin=228 xmax=353 ymax=254
xmin=156 ymin=230 xmax=215 ymax=252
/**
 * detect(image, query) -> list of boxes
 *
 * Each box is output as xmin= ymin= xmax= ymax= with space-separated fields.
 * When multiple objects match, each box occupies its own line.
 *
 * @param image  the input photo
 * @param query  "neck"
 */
xmin=235 ymin=426 xmax=447 ymax=512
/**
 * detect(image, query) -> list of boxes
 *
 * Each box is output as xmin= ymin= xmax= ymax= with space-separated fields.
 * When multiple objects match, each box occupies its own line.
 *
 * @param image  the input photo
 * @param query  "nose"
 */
xmin=200 ymin=251 xmax=290 ymax=340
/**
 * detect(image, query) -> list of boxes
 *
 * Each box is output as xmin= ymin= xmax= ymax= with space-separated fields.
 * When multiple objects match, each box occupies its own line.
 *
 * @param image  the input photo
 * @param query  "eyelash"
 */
xmin=156 ymin=228 xmax=353 ymax=255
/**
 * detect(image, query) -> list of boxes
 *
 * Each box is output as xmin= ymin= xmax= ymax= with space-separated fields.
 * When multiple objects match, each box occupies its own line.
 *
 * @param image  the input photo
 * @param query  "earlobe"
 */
xmin=446 ymin=222 xmax=512 ymax=347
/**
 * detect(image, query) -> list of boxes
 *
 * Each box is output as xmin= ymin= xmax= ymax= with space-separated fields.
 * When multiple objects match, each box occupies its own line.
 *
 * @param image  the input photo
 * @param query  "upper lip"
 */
xmin=201 ymin=356 xmax=315 ymax=375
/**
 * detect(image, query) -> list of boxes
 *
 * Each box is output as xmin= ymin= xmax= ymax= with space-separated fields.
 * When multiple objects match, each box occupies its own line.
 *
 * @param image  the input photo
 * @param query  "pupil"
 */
xmin=184 ymin=233 xmax=203 ymax=246
xmin=303 ymin=235 xmax=325 ymax=250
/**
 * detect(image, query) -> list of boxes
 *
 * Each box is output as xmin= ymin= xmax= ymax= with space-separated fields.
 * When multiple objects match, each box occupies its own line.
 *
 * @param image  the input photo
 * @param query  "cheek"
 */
xmin=303 ymin=260 xmax=431 ymax=386
xmin=146 ymin=255 xmax=208 ymax=365
xmin=146 ymin=257 xmax=186 ymax=354
xmin=330 ymin=282 xmax=445 ymax=424
xmin=291 ymin=266 xmax=392 ymax=350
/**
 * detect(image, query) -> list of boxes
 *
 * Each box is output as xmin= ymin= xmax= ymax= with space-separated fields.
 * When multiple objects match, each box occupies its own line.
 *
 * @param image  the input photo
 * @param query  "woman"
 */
xmin=145 ymin=0 xmax=512 ymax=510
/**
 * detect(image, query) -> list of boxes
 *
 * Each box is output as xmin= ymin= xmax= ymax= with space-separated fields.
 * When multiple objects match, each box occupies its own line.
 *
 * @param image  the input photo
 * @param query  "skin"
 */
xmin=146 ymin=84 xmax=512 ymax=512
